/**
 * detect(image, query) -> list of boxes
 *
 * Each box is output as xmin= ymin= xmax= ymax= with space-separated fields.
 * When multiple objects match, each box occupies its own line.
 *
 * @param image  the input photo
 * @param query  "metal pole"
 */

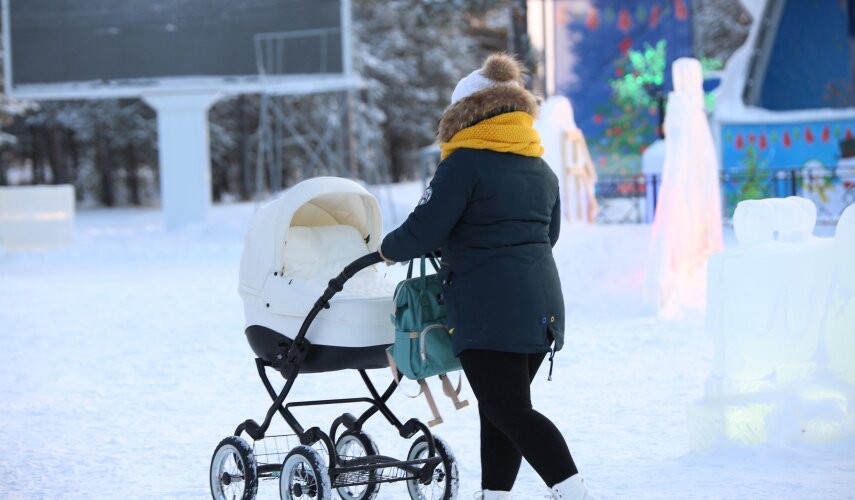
xmin=790 ymin=168 xmax=798 ymax=196
xmin=651 ymin=173 xmax=659 ymax=217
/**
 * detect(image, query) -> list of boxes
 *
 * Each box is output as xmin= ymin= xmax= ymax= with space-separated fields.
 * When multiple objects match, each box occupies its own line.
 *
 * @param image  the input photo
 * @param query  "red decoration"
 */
xmin=586 ymin=8 xmax=600 ymax=30
xmin=649 ymin=4 xmax=660 ymax=27
xmin=619 ymin=38 xmax=633 ymax=55
xmin=735 ymin=134 xmax=744 ymax=149
xmin=759 ymin=134 xmax=768 ymax=149
xmin=847 ymin=128 xmax=853 ymax=140
xmin=822 ymin=126 xmax=831 ymax=143
xmin=593 ymin=114 xmax=604 ymax=124
xmin=618 ymin=8 xmax=632 ymax=32
xmin=782 ymin=131 xmax=792 ymax=148
xmin=674 ymin=0 xmax=688 ymax=21
xmin=805 ymin=128 xmax=814 ymax=143
xmin=615 ymin=66 xmax=625 ymax=77
xmin=747 ymin=133 xmax=755 ymax=143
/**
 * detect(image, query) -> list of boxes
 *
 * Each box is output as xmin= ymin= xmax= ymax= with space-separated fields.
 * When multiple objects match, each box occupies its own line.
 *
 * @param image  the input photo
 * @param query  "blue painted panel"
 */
xmin=759 ymin=0 xmax=852 ymax=111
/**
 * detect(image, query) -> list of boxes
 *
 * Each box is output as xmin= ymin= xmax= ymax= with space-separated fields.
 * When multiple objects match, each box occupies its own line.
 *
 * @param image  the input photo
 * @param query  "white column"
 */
xmin=143 ymin=92 xmax=221 ymax=230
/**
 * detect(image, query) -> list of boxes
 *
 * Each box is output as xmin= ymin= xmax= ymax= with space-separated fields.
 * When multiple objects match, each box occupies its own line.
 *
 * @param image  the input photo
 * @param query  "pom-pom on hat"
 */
xmin=450 ymin=53 xmax=525 ymax=105
xmin=439 ymin=53 xmax=539 ymax=143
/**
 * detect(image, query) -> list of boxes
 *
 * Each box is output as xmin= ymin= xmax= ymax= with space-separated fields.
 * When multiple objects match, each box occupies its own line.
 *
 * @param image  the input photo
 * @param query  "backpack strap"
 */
xmin=385 ymin=348 xmax=402 ymax=384
xmin=418 ymin=379 xmax=444 ymax=427
xmin=439 ymin=373 xmax=469 ymax=410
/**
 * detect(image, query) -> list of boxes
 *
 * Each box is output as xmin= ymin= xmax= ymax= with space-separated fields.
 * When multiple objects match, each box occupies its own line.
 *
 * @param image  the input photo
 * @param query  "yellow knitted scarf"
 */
xmin=440 ymin=111 xmax=544 ymax=160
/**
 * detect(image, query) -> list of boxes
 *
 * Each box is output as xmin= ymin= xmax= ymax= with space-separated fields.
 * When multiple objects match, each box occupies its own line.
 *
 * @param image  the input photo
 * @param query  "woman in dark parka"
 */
xmin=379 ymin=54 xmax=594 ymax=500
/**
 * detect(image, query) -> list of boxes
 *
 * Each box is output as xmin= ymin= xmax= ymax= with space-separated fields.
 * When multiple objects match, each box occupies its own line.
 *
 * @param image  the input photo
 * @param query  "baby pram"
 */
xmin=209 ymin=177 xmax=459 ymax=500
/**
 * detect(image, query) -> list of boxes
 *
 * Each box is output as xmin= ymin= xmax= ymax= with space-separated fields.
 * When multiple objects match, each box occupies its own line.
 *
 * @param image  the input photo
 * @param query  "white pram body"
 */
xmin=238 ymin=177 xmax=397 ymax=372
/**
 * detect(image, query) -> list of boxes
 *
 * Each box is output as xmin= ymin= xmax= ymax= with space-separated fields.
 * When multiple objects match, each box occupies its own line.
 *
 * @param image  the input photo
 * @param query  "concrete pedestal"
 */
xmin=143 ymin=92 xmax=220 ymax=230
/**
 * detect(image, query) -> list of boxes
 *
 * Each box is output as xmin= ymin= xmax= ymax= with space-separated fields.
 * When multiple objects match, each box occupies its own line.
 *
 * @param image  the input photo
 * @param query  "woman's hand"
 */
xmin=378 ymin=245 xmax=396 ymax=265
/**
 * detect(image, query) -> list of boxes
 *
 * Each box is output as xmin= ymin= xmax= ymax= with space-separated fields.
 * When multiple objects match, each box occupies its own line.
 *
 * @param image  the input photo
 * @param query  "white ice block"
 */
xmin=0 ymin=185 xmax=75 ymax=251
xmin=733 ymin=197 xmax=817 ymax=246
xmin=694 ymin=198 xmax=855 ymax=450
xmin=706 ymin=238 xmax=834 ymax=383
xmin=825 ymin=204 xmax=855 ymax=385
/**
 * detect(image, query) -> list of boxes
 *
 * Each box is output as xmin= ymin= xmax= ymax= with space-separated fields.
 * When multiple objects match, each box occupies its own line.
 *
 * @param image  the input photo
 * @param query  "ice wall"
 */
xmin=690 ymin=199 xmax=855 ymax=450
xmin=0 ymin=185 xmax=75 ymax=251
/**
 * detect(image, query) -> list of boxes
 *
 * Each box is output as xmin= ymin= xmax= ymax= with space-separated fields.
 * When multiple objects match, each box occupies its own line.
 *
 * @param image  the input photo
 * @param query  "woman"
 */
xmin=379 ymin=54 xmax=594 ymax=500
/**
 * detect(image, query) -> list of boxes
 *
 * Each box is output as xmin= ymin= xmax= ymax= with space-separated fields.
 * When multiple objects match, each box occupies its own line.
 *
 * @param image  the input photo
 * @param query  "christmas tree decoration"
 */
xmin=586 ymin=7 xmax=600 ymax=30
xmin=674 ymin=0 xmax=689 ymax=21
xmin=649 ymin=4 xmax=661 ymax=27
xmin=618 ymin=8 xmax=632 ymax=33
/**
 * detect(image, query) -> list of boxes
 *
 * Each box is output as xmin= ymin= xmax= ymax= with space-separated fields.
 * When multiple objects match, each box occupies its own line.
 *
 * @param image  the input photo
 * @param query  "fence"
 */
xmin=594 ymin=166 xmax=855 ymax=224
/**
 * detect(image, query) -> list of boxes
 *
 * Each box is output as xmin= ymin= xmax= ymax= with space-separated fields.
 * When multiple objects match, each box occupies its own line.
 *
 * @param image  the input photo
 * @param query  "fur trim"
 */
xmin=481 ymin=53 xmax=525 ymax=85
xmin=438 ymin=84 xmax=539 ymax=143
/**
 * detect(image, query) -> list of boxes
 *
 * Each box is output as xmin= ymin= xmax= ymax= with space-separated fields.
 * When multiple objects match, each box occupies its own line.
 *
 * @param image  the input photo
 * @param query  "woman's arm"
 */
xmin=380 ymin=159 xmax=475 ymax=262
xmin=548 ymin=195 xmax=561 ymax=248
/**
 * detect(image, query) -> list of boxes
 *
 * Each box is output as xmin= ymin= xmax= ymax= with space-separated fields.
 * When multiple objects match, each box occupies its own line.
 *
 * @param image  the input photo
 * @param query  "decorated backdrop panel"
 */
xmin=721 ymin=120 xmax=855 ymax=171
xmin=720 ymin=119 xmax=855 ymax=218
xmin=553 ymin=0 xmax=693 ymax=174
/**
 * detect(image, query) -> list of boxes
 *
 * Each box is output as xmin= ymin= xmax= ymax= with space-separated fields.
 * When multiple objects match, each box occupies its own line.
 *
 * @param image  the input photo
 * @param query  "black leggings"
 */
xmin=459 ymin=349 xmax=578 ymax=490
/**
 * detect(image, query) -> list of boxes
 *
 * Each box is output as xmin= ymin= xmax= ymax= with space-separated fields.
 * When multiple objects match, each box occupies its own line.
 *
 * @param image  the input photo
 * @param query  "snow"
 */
xmin=1 ymin=183 xmax=853 ymax=499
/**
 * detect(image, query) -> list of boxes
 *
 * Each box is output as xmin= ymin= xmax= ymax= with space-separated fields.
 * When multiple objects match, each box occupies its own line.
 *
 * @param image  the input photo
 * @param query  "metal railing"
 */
xmin=594 ymin=166 xmax=855 ymax=224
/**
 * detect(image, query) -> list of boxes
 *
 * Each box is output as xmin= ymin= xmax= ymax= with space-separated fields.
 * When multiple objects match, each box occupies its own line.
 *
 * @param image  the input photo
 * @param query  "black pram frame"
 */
xmin=212 ymin=252 xmax=454 ymax=500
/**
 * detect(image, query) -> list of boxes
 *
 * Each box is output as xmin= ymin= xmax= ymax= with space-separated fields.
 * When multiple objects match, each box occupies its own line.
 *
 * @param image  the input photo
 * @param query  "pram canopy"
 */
xmin=239 ymin=177 xmax=397 ymax=351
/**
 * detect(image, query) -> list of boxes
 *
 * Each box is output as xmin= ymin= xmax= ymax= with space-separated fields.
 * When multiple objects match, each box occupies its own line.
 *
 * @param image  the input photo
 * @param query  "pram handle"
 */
xmin=315 ymin=251 xmax=384 ymax=308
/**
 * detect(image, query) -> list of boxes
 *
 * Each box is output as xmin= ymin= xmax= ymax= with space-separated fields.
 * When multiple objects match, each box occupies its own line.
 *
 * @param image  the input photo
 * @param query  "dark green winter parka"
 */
xmin=380 ymin=147 xmax=564 ymax=356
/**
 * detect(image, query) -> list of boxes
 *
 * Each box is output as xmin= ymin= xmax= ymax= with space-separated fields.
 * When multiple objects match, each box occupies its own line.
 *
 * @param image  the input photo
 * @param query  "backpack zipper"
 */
xmin=420 ymin=324 xmax=448 ymax=361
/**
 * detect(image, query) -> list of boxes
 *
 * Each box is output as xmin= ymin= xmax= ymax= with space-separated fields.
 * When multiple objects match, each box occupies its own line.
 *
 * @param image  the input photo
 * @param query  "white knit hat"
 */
xmin=450 ymin=66 xmax=521 ymax=105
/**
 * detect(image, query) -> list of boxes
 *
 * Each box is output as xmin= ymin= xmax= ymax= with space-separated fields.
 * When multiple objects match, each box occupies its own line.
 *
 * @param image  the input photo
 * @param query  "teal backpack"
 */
xmin=387 ymin=255 xmax=468 ymax=426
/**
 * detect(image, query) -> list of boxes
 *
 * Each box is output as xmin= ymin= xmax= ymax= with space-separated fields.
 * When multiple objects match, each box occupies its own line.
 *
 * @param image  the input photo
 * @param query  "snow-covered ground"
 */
xmin=1 ymin=183 xmax=852 ymax=499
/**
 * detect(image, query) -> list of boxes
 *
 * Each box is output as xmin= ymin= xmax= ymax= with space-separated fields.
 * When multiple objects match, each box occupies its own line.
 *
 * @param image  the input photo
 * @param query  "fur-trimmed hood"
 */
xmin=438 ymin=53 xmax=540 ymax=143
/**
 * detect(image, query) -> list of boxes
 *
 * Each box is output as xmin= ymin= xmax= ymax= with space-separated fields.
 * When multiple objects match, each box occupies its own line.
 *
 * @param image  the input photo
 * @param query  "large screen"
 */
xmin=5 ymin=0 xmax=344 ymax=93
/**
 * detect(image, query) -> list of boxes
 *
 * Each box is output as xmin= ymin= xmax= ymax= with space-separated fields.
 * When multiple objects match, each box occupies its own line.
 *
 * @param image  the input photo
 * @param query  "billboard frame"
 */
xmin=1 ymin=0 xmax=355 ymax=100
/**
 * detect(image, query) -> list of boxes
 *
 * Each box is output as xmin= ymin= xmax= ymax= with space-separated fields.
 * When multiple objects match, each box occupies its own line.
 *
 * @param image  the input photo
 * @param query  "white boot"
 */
xmin=550 ymin=474 xmax=595 ymax=499
xmin=474 ymin=490 xmax=512 ymax=499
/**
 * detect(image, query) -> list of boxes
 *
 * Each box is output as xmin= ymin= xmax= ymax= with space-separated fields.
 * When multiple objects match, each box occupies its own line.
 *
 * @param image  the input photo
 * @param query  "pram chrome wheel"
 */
xmin=210 ymin=436 xmax=258 ymax=500
xmin=335 ymin=430 xmax=381 ymax=499
xmin=405 ymin=435 xmax=458 ymax=500
xmin=279 ymin=445 xmax=332 ymax=500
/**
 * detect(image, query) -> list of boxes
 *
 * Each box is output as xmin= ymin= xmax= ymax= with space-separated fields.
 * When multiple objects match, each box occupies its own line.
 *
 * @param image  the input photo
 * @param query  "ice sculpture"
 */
xmin=825 ymin=205 xmax=855 ymax=385
xmin=647 ymin=58 xmax=724 ymax=312
xmin=690 ymin=199 xmax=855 ymax=450
xmin=535 ymin=96 xmax=599 ymax=224
xmin=733 ymin=197 xmax=816 ymax=245
xmin=0 ymin=185 xmax=75 ymax=251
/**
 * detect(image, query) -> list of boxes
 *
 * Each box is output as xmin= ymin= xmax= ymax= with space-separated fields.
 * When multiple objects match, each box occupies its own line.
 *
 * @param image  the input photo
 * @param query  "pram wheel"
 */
xmin=210 ymin=436 xmax=258 ymax=500
xmin=405 ymin=435 xmax=458 ymax=500
xmin=279 ymin=445 xmax=332 ymax=500
xmin=335 ymin=430 xmax=381 ymax=500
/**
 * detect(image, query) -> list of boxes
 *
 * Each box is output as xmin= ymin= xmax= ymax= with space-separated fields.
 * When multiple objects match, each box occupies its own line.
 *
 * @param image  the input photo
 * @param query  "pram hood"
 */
xmin=239 ymin=177 xmax=383 ymax=297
